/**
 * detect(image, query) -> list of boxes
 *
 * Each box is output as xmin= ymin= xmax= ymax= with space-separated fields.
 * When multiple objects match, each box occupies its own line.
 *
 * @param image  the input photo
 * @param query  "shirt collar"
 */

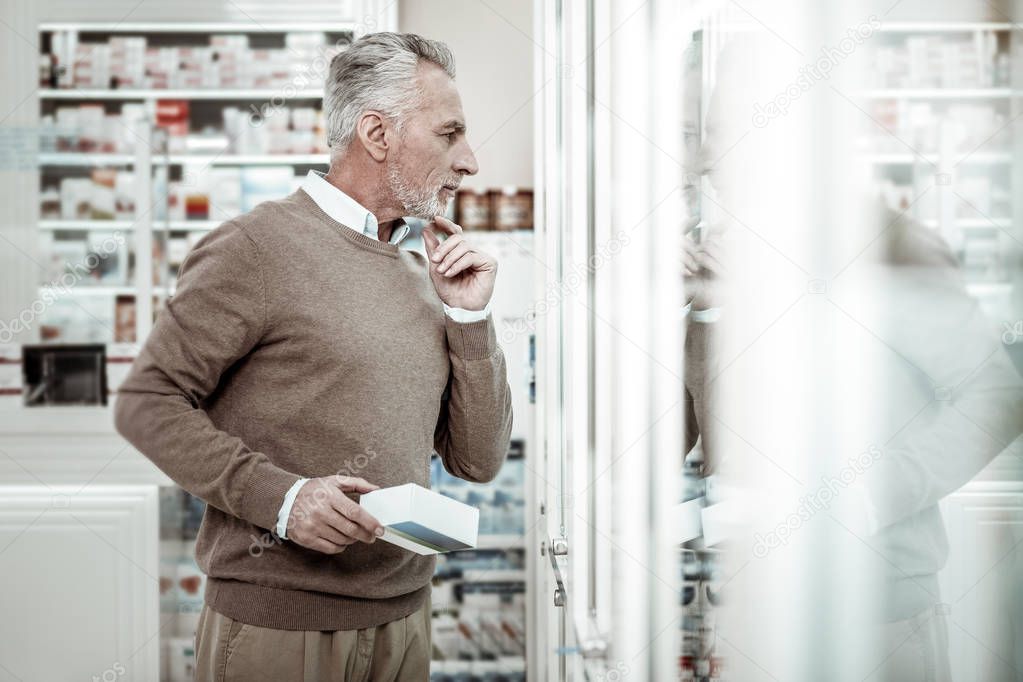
xmin=300 ymin=170 xmax=410 ymax=246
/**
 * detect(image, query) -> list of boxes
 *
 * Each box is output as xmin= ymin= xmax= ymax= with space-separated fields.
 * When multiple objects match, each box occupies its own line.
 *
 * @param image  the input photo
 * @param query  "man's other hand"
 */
xmin=286 ymin=475 xmax=385 ymax=554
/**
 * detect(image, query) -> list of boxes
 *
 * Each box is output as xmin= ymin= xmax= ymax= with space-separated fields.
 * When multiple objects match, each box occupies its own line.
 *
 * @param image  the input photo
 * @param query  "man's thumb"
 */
xmin=423 ymin=228 xmax=439 ymax=253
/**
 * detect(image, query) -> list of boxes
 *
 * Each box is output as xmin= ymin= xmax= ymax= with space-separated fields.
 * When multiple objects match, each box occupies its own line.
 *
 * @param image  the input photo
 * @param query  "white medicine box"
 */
xmin=359 ymin=483 xmax=479 ymax=555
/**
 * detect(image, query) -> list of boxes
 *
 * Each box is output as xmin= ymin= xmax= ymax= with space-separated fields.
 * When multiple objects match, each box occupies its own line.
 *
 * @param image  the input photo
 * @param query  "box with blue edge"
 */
xmin=359 ymin=483 xmax=480 ymax=555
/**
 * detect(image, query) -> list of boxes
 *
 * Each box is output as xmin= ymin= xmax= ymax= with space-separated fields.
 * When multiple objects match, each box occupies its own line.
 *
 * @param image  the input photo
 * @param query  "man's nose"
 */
xmin=454 ymin=139 xmax=479 ymax=176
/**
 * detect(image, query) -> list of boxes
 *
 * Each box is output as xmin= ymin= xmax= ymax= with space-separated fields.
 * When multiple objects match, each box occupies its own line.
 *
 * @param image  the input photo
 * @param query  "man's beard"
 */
xmin=386 ymin=162 xmax=451 ymax=219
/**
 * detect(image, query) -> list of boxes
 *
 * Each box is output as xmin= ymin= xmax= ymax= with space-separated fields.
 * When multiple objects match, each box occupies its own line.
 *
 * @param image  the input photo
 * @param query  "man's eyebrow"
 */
xmin=438 ymin=119 xmax=467 ymax=133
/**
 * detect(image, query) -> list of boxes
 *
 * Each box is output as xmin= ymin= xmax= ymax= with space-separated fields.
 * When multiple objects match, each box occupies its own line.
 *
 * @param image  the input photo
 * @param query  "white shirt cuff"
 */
xmin=691 ymin=307 xmax=721 ymax=323
xmin=681 ymin=302 xmax=721 ymax=323
xmin=443 ymin=301 xmax=491 ymax=323
xmin=276 ymin=478 xmax=308 ymax=539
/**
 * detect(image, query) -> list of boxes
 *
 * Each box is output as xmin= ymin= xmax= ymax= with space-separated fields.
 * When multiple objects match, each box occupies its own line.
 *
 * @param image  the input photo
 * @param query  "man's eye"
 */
xmin=446 ymin=132 xmax=458 ymax=142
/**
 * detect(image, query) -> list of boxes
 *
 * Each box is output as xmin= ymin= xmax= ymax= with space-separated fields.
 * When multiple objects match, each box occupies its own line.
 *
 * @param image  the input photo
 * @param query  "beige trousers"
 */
xmin=194 ymin=598 xmax=431 ymax=682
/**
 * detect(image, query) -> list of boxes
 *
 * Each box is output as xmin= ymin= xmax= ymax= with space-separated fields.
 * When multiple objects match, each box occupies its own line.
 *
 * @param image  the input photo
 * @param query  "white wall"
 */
xmin=400 ymin=0 xmax=534 ymax=191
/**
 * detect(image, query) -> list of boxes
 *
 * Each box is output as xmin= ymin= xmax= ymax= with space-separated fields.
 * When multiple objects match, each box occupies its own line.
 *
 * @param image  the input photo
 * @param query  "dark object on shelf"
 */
xmin=115 ymin=295 xmax=137 ymax=343
xmin=22 ymin=344 xmax=107 ymax=406
xmin=456 ymin=189 xmax=493 ymax=231
xmin=491 ymin=187 xmax=533 ymax=231
xmin=528 ymin=334 xmax=535 ymax=404
xmin=507 ymin=439 xmax=524 ymax=459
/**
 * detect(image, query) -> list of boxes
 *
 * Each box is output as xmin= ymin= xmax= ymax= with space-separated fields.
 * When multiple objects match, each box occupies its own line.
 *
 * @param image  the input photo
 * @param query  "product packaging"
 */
xmin=360 ymin=483 xmax=479 ymax=555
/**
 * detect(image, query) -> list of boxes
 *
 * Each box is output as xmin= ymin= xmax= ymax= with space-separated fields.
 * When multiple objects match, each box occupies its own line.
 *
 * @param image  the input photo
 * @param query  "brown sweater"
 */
xmin=114 ymin=188 xmax=513 ymax=630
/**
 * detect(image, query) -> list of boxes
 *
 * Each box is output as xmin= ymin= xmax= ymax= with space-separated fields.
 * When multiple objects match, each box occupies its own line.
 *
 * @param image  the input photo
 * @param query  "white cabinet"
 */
xmin=940 ymin=479 xmax=1023 ymax=682
xmin=0 ymin=485 xmax=160 ymax=682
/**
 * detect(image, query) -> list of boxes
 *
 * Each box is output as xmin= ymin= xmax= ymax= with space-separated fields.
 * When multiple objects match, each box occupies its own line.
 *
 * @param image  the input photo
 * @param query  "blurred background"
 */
xmin=0 ymin=0 xmax=1021 ymax=680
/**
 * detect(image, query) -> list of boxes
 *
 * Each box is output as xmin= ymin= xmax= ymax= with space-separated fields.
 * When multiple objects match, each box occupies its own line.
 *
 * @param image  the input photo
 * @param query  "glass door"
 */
xmin=534 ymin=0 xmax=685 ymax=679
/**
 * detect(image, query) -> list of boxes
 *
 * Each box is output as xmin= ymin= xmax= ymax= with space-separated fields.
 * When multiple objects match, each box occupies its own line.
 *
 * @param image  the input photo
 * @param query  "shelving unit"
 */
xmin=38 ymin=21 xmax=359 ymax=33
xmin=48 ymin=285 xmax=167 ymax=296
xmin=428 ymin=440 xmax=529 ymax=671
xmin=39 ymin=88 xmax=325 ymax=100
xmin=36 ymin=21 xmax=348 ymax=344
xmin=858 ymin=87 xmax=1017 ymax=98
xmin=862 ymin=21 xmax=1020 ymax=321
xmin=878 ymin=22 xmax=1017 ymax=31
xmin=868 ymin=151 xmax=1012 ymax=164
xmin=40 ymin=219 xmax=220 ymax=231
xmin=39 ymin=153 xmax=330 ymax=165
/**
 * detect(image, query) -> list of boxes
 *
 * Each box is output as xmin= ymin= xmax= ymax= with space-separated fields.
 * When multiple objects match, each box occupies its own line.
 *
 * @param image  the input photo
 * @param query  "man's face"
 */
xmin=387 ymin=62 xmax=479 ymax=218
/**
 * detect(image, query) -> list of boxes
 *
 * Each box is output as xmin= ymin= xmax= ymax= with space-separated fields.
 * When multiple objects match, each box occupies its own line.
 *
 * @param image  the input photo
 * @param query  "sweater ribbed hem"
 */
xmin=205 ymin=577 xmax=431 ymax=631
xmin=881 ymin=573 xmax=940 ymax=623
xmin=444 ymin=314 xmax=498 ymax=361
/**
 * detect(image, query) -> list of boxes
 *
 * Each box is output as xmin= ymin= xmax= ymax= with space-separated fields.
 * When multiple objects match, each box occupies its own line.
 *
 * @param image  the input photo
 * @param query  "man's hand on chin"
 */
xmin=422 ymin=215 xmax=497 ymax=312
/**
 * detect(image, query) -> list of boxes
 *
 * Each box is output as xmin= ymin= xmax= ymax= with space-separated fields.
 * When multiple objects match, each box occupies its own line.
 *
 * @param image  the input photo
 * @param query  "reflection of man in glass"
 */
xmin=681 ymin=30 xmax=724 ymax=475
xmin=836 ymin=201 xmax=1023 ymax=681
xmin=687 ymin=33 xmax=1023 ymax=681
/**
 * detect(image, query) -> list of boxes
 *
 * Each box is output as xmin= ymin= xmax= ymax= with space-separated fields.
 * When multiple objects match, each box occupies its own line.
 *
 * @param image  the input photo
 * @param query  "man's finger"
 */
xmin=423 ymin=228 xmax=440 ymax=259
xmin=317 ymin=524 xmax=360 ymax=547
xmin=682 ymin=250 xmax=699 ymax=274
xmin=336 ymin=515 xmax=376 ymax=544
xmin=334 ymin=495 xmax=384 ymax=537
xmin=443 ymin=251 xmax=483 ymax=278
xmin=699 ymin=240 xmax=723 ymax=261
xmin=333 ymin=475 xmax=378 ymax=493
xmin=696 ymin=251 xmax=724 ymax=275
xmin=431 ymin=233 xmax=464 ymax=264
xmin=317 ymin=505 xmax=374 ymax=544
xmin=431 ymin=215 xmax=463 ymax=236
xmin=437 ymin=242 xmax=472 ymax=274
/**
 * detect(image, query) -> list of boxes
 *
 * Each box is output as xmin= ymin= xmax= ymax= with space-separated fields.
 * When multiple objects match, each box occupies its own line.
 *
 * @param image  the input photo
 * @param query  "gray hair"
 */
xmin=324 ymin=32 xmax=456 ymax=152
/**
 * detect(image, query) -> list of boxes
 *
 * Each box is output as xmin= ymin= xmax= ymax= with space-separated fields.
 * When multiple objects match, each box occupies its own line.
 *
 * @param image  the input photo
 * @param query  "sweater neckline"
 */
xmin=292 ymin=188 xmax=401 ymax=259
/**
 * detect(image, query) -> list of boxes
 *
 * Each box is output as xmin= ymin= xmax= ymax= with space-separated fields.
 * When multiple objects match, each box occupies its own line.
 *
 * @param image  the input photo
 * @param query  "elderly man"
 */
xmin=115 ymin=32 xmax=513 ymax=681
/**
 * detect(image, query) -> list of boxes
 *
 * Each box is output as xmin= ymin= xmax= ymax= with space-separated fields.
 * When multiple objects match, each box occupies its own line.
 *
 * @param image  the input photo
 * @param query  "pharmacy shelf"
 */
xmin=921 ymin=218 xmax=1013 ymax=229
xmin=877 ymin=22 xmax=1017 ymax=32
xmin=39 ymin=89 xmax=322 ymax=100
xmin=459 ymin=569 xmax=527 ymax=584
xmin=430 ymin=658 xmax=526 ymax=674
xmin=38 ymin=153 xmax=134 ymax=166
xmin=159 ymin=220 xmax=220 ymax=231
xmin=39 ymin=220 xmax=134 ymax=230
xmin=966 ymin=282 xmax=1013 ymax=297
xmin=166 ymin=153 xmax=328 ymax=166
xmin=39 ymin=22 xmax=357 ymax=33
xmin=859 ymin=88 xmax=1018 ymax=99
xmin=39 ymin=284 xmax=168 ymax=296
xmin=39 ymin=220 xmax=220 ymax=231
xmin=869 ymin=152 xmax=1012 ymax=165
xmin=39 ymin=153 xmax=329 ymax=166
xmin=476 ymin=534 xmax=526 ymax=550
xmin=958 ymin=218 xmax=1014 ymax=228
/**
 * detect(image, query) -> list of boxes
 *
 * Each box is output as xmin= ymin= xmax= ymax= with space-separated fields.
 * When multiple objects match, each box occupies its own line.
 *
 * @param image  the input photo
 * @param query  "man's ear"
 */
xmin=356 ymin=111 xmax=389 ymax=162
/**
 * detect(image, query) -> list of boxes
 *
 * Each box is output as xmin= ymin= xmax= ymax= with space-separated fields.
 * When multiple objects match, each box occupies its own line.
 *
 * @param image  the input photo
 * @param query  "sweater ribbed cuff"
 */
xmin=444 ymin=314 xmax=498 ymax=361
xmin=242 ymin=465 xmax=304 ymax=533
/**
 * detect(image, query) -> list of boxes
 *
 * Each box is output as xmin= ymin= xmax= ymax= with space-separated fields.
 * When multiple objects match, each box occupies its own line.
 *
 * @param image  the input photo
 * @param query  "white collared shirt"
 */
xmin=301 ymin=170 xmax=411 ymax=246
xmin=276 ymin=171 xmax=492 ymax=540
